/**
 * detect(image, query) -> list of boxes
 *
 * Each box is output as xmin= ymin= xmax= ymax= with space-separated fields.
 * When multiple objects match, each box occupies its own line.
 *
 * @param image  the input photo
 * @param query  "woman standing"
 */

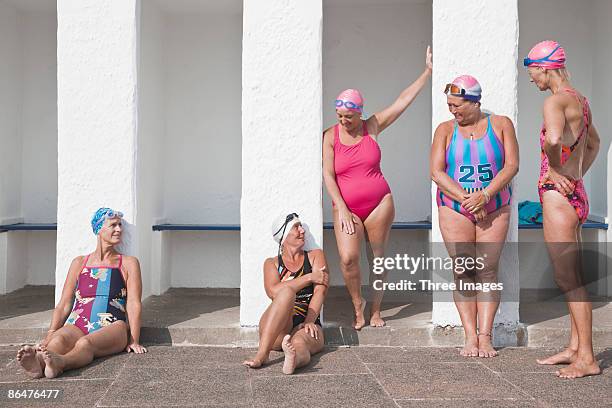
xmin=323 ymin=47 xmax=432 ymax=329
xmin=524 ymin=40 xmax=601 ymax=378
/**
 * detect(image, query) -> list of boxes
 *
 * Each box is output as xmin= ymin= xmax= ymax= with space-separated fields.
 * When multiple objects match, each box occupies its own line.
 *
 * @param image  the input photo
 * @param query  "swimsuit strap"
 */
xmin=118 ymin=254 xmax=123 ymax=270
xmin=303 ymin=251 xmax=312 ymax=273
xmin=82 ymin=254 xmax=90 ymax=270
xmin=561 ymin=88 xmax=590 ymax=149
xmin=362 ymin=120 xmax=369 ymax=137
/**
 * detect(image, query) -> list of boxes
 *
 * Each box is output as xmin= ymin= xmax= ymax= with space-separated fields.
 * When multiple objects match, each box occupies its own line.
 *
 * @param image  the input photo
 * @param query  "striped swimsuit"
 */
xmin=65 ymin=255 xmax=127 ymax=335
xmin=436 ymin=115 xmax=512 ymax=222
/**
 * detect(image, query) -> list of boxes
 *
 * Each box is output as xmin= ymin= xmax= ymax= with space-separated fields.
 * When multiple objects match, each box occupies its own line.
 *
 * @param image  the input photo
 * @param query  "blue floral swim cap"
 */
xmin=91 ymin=208 xmax=124 ymax=235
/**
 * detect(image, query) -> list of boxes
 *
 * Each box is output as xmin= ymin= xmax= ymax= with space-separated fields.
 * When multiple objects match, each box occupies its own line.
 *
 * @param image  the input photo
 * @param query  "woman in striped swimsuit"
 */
xmin=16 ymin=208 xmax=147 ymax=379
xmin=431 ymin=75 xmax=519 ymax=358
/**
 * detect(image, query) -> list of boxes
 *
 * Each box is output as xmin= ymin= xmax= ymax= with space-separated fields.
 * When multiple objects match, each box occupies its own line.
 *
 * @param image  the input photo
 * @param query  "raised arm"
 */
xmin=39 ymin=256 xmax=83 ymax=346
xmin=370 ymin=46 xmax=432 ymax=135
xmin=263 ymin=257 xmax=328 ymax=301
xmin=124 ymin=256 xmax=146 ymax=353
xmin=430 ymin=122 xmax=466 ymax=203
xmin=322 ymin=128 xmax=357 ymax=235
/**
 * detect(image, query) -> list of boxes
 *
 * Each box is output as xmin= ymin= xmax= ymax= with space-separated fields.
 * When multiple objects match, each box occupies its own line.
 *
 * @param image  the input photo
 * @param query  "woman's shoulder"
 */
xmin=434 ymin=120 xmax=454 ymax=135
xmin=489 ymin=114 xmax=514 ymax=128
xmin=121 ymin=255 xmax=141 ymax=269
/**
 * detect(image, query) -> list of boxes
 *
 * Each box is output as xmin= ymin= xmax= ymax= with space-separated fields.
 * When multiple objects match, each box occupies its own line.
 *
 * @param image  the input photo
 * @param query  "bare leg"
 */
xmin=363 ymin=194 xmax=394 ymax=327
xmin=243 ymin=287 xmax=294 ymax=368
xmin=282 ymin=325 xmax=325 ymax=374
xmin=540 ymin=191 xmax=600 ymax=378
xmin=333 ymin=210 xmax=367 ymax=330
xmin=40 ymin=321 xmax=128 ymax=378
xmin=17 ymin=325 xmax=82 ymax=378
xmin=439 ymin=207 xmax=478 ymax=357
xmin=475 ymin=206 xmax=510 ymax=358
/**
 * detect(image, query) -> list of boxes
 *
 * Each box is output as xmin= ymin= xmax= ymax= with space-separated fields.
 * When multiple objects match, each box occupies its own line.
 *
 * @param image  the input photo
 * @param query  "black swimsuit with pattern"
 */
xmin=277 ymin=251 xmax=322 ymax=328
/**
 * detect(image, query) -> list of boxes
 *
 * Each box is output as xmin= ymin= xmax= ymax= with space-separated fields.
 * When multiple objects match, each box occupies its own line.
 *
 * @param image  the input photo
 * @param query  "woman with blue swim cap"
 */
xmin=16 ymin=208 xmax=147 ymax=379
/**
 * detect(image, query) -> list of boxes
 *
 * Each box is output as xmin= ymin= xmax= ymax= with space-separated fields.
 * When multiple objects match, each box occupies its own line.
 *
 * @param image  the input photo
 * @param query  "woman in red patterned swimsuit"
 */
xmin=524 ymin=40 xmax=601 ymax=379
xmin=16 ymin=208 xmax=147 ymax=379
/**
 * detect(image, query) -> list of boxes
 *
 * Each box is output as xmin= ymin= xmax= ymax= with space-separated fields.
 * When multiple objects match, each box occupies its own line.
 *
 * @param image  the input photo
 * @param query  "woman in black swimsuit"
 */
xmin=243 ymin=213 xmax=329 ymax=374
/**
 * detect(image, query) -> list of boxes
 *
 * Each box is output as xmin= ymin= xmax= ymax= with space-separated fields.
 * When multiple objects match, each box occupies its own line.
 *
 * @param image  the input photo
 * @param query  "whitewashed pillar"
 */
xmin=241 ymin=0 xmax=323 ymax=326
xmin=56 ymin=0 xmax=140 ymax=303
xmin=431 ymin=0 xmax=520 ymax=343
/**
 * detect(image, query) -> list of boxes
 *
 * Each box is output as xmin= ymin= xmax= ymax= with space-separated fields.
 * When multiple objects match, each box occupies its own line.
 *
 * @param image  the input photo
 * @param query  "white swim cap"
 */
xmin=271 ymin=213 xmax=300 ymax=244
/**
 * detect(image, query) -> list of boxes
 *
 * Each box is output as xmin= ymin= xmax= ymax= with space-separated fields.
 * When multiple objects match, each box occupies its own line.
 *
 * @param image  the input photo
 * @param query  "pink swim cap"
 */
xmin=524 ymin=40 xmax=566 ymax=69
xmin=335 ymin=89 xmax=364 ymax=113
xmin=448 ymin=75 xmax=482 ymax=102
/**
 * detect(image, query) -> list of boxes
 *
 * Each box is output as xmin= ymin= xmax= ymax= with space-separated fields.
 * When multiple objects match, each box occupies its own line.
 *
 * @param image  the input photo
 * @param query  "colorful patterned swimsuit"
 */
xmin=538 ymin=88 xmax=590 ymax=224
xmin=437 ymin=115 xmax=512 ymax=223
xmin=65 ymin=255 xmax=127 ymax=335
xmin=278 ymin=251 xmax=321 ymax=328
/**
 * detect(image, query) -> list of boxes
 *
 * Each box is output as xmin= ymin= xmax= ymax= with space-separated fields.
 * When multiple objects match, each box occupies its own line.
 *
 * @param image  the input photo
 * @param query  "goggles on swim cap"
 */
xmin=523 ymin=45 xmax=564 ymax=67
xmin=444 ymin=83 xmax=481 ymax=102
xmin=335 ymin=99 xmax=363 ymax=112
xmin=91 ymin=208 xmax=124 ymax=235
xmin=273 ymin=212 xmax=300 ymax=257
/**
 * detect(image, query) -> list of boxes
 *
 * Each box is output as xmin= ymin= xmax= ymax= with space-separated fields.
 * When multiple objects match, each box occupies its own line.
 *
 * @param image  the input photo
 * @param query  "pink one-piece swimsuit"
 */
xmin=333 ymin=122 xmax=391 ymax=221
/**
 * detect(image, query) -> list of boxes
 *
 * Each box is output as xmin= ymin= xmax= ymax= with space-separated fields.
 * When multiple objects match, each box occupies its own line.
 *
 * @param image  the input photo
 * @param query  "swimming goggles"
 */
xmin=444 ymin=84 xmax=480 ymax=102
xmin=275 ymin=213 xmax=299 ymax=257
xmin=335 ymin=100 xmax=363 ymax=111
xmin=523 ymin=45 xmax=563 ymax=67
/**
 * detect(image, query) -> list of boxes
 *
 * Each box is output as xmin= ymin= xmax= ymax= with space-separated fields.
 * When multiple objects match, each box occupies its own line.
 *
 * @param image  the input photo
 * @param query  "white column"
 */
xmin=431 ymin=0 xmax=520 ymax=339
xmin=241 ymin=0 xmax=323 ymax=326
xmin=56 ymin=0 xmax=140 ymax=303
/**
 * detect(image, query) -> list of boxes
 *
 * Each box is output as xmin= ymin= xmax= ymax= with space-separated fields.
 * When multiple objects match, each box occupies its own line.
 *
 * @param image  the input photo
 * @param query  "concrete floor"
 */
xmin=0 ymin=286 xmax=610 ymax=348
xmin=0 ymin=345 xmax=610 ymax=407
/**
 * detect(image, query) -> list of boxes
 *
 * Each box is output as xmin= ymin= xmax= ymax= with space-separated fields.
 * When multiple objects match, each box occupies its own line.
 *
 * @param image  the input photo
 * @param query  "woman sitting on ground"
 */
xmin=244 ymin=213 xmax=329 ymax=374
xmin=16 ymin=208 xmax=147 ymax=379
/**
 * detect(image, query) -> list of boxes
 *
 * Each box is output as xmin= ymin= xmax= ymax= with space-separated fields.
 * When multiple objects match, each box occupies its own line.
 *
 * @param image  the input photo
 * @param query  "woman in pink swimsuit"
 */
xmin=524 ymin=40 xmax=601 ymax=378
xmin=16 ymin=208 xmax=147 ymax=379
xmin=323 ymin=46 xmax=432 ymax=329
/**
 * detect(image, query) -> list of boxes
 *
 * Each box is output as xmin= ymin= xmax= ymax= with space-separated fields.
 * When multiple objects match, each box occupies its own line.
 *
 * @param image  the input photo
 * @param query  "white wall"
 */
xmin=517 ymin=0 xmax=595 ymax=208
xmin=0 ymin=1 xmax=22 ymax=223
xmin=20 ymin=10 xmax=57 ymax=223
xmin=322 ymin=1 xmax=433 ymax=223
xmin=139 ymin=1 xmax=243 ymax=289
xmin=138 ymin=1 xmax=165 ymax=298
xmin=241 ymin=0 xmax=324 ymax=326
xmin=162 ymin=9 xmax=242 ymax=224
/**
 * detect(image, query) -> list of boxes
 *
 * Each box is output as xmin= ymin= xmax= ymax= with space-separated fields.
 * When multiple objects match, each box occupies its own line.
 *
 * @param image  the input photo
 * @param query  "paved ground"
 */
xmin=2 ymin=287 xmax=611 ymax=348
xmin=0 ymin=345 xmax=610 ymax=407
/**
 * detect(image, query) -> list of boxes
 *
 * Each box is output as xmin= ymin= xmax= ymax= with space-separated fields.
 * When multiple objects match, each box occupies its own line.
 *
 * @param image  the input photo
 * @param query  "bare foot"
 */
xmin=460 ymin=336 xmax=479 ymax=357
xmin=369 ymin=311 xmax=385 ymax=327
xmin=40 ymin=347 xmax=64 ymax=379
xmin=537 ymin=348 xmax=577 ymax=365
xmin=556 ymin=359 xmax=601 ymax=379
xmin=281 ymin=334 xmax=296 ymax=375
xmin=352 ymin=298 xmax=366 ymax=330
xmin=16 ymin=345 xmax=44 ymax=379
xmin=243 ymin=355 xmax=268 ymax=369
xmin=477 ymin=334 xmax=498 ymax=358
